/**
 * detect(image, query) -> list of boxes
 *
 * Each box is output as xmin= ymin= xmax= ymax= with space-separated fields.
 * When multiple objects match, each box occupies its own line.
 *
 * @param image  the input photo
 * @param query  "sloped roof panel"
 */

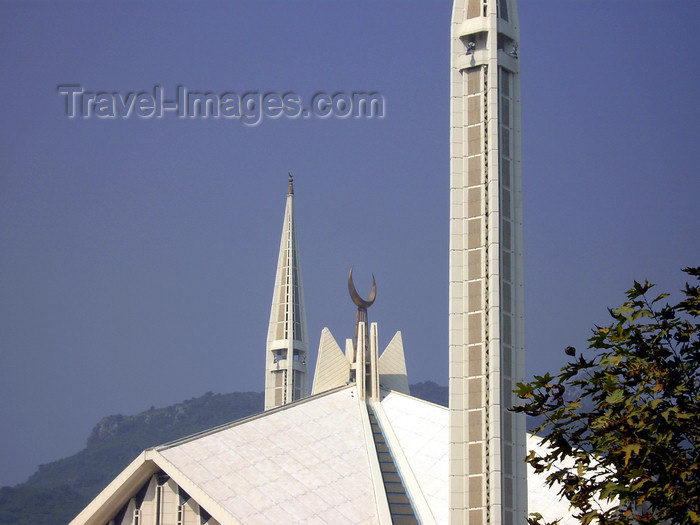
xmin=380 ymin=391 xmax=449 ymax=523
xmin=158 ymin=386 xmax=380 ymax=525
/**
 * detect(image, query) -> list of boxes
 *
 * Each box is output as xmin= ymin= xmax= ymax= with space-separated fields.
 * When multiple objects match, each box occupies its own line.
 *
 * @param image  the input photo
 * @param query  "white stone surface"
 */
xmin=159 ymin=387 xmax=379 ymax=525
xmin=311 ymin=328 xmax=350 ymax=395
xmin=380 ymin=393 xmax=581 ymax=525
xmin=381 ymin=391 xmax=449 ymax=524
xmin=526 ymin=435 xmax=578 ymax=525
xmin=377 ymin=331 xmax=410 ymax=395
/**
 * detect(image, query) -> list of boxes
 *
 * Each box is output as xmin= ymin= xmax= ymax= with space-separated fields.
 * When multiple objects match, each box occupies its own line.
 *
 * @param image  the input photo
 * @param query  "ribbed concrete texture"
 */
xmin=449 ymin=1 xmax=526 ymax=523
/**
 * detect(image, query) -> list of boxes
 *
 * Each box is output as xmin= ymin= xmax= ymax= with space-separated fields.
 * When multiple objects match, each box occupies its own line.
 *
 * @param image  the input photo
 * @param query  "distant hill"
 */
xmin=0 ymin=382 xmax=447 ymax=525
xmin=0 ymin=391 xmax=263 ymax=525
xmin=409 ymin=380 xmax=449 ymax=407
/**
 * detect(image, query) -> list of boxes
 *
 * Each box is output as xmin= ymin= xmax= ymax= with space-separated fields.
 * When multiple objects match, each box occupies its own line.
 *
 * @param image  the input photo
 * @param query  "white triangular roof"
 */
xmin=158 ymin=386 xmax=380 ymax=525
xmin=72 ymin=386 xmax=578 ymax=525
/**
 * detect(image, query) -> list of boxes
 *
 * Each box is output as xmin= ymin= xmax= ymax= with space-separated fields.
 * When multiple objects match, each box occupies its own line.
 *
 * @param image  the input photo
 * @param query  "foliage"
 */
xmin=0 ymin=485 xmax=85 ymax=525
xmin=515 ymin=267 xmax=700 ymax=524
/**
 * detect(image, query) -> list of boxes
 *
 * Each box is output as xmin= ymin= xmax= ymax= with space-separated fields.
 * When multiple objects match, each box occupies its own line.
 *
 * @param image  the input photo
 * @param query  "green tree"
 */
xmin=515 ymin=267 xmax=700 ymax=524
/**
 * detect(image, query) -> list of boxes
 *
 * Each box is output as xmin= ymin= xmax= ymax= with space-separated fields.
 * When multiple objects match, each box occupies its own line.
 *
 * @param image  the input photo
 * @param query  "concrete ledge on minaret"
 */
xmin=456 ymin=17 xmax=490 ymax=38
xmin=455 ymin=51 xmax=489 ymax=71
xmin=496 ymin=19 xmax=518 ymax=40
xmin=497 ymin=50 xmax=519 ymax=72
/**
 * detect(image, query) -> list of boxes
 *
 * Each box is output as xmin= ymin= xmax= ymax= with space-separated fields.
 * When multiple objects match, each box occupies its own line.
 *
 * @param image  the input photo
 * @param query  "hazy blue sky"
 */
xmin=1 ymin=1 xmax=698 ymax=488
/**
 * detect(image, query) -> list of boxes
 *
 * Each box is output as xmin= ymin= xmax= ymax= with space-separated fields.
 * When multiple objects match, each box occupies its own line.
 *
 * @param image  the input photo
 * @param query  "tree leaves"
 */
xmin=621 ymin=444 xmax=641 ymax=467
xmin=515 ymin=267 xmax=700 ymax=524
xmin=605 ymin=389 xmax=625 ymax=404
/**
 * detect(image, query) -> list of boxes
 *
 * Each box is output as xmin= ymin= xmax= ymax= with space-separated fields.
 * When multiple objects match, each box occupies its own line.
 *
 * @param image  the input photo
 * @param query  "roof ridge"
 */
xmin=380 ymin=388 xmax=448 ymax=410
xmin=156 ymin=384 xmax=355 ymax=450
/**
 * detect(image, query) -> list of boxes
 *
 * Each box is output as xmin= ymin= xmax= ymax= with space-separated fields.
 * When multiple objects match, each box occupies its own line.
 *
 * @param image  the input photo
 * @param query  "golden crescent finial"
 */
xmin=348 ymin=267 xmax=376 ymax=309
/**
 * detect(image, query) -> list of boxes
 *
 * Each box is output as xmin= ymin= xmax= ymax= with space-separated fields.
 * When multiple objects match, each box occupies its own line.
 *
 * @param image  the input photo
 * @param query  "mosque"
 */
xmin=71 ymin=1 xmax=577 ymax=524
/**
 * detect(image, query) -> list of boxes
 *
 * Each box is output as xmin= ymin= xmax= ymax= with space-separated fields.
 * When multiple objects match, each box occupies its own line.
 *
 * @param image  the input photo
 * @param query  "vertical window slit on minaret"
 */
xmin=501 ymin=129 xmax=510 ymax=158
xmin=502 ymin=159 xmax=511 ymax=188
xmin=504 ymin=346 xmax=512 ymax=377
xmin=481 ymin=61 xmax=491 ymax=520
xmin=498 ymin=0 xmax=509 ymax=22
xmin=502 ymin=189 xmax=511 ymax=220
xmin=501 ymin=98 xmax=510 ymax=126
xmin=502 ymin=251 xmax=511 ymax=281
xmin=466 ymin=0 xmax=480 ymax=19
xmin=499 ymin=69 xmax=516 ymax=518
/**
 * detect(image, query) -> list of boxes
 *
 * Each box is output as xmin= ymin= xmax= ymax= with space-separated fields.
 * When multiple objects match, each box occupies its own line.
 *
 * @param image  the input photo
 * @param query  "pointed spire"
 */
xmin=378 ymin=331 xmax=410 ymax=395
xmin=264 ymin=175 xmax=308 ymax=410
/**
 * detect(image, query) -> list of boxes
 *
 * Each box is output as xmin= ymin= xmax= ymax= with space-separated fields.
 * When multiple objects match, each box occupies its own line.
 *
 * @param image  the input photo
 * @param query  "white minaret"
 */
xmin=449 ymin=1 xmax=526 ymax=524
xmin=264 ymin=174 xmax=309 ymax=410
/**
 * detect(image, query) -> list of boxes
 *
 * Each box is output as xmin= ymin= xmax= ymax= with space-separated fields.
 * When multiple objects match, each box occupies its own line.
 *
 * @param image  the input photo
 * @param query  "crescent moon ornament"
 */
xmin=348 ymin=267 xmax=376 ymax=309
xmin=348 ymin=268 xmax=377 ymax=398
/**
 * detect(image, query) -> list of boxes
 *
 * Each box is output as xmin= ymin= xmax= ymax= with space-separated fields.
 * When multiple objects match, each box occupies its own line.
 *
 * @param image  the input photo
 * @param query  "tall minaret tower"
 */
xmin=449 ymin=1 xmax=526 ymax=524
xmin=264 ymin=174 xmax=309 ymax=410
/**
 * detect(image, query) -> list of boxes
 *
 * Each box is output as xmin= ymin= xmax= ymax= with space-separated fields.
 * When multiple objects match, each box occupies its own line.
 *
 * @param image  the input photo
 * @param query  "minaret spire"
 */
xmin=449 ymin=0 xmax=527 ymax=523
xmin=264 ymin=174 xmax=309 ymax=410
